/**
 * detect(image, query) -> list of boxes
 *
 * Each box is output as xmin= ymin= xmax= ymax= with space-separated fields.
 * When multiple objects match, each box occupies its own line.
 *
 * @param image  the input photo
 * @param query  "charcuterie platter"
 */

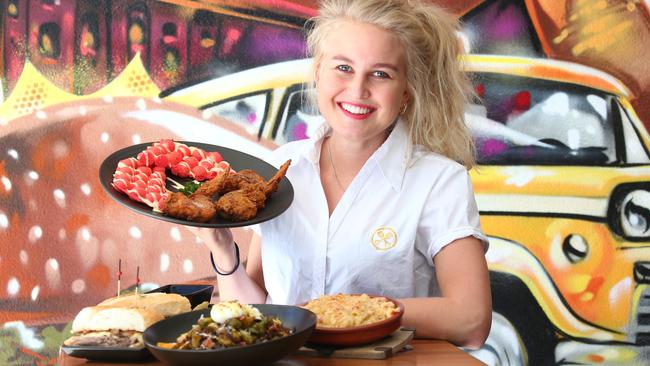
xmin=99 ymin=140 xmax=293 ymax=228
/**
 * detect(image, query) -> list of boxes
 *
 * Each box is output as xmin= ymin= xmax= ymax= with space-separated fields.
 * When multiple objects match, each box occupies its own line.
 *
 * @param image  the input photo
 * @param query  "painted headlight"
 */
xmin=620 ymin=189 xmax=650 ymax=238
xmin=562 ymin=234 xmax=588 ymax=263
xmin=607 ymin=184 xmax=650 ymax=240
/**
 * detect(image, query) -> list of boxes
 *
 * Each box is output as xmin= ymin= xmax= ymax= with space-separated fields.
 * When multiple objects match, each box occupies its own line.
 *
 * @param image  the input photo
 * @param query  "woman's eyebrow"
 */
xmin=330 ymin=55 xmax=399 ymax=72
xmin=331 ymin=55 xmax=353 ymax=63
xmin=373 ymin=63 xmax=399 ymax=72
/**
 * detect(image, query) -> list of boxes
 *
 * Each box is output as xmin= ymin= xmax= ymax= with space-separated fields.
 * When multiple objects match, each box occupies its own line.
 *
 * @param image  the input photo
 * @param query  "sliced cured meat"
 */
xmin=111 ymin=139 xmax=231 ymax=212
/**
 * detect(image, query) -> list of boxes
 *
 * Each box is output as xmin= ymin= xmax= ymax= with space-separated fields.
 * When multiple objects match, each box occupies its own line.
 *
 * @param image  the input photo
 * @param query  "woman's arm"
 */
xmin=191 ymin=228 xmax=267 ymax=304
xmin=244 ymin=233 xmax=266 ymax=296
xmin=400 ymin=236 xmax=491 ymax=349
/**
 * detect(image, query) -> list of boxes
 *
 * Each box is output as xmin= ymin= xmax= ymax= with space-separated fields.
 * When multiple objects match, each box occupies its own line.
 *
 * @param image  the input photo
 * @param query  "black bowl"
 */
xmin=147 ymin=284 xmax=214 ymax=309
xmin=144 ymin=305 xmax=316 ymax=366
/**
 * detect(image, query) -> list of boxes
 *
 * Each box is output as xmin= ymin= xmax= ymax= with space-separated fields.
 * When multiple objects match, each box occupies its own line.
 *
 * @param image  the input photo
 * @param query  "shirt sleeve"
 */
xmin=417 ymin=165 xmax=488 ymax=265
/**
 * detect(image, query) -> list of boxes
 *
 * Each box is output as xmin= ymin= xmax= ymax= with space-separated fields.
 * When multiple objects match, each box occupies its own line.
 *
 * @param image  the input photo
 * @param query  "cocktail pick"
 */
xmin=117 ymin=259 xmax=122 ymax=298
xmin=135 ymin=266 xmax=141 ymax=298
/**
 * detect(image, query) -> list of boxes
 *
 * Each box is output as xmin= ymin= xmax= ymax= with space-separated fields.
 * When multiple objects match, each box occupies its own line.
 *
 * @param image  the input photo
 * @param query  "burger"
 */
xmin=63 ymin=306 xmax=163 ymax=348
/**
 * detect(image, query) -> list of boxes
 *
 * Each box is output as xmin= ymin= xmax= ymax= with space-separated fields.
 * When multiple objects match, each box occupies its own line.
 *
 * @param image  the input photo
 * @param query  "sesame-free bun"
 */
xmin=71 ymin=306 xmax=164 ymax=333
xmin=98 ymin=292 xmax=191 ymax=317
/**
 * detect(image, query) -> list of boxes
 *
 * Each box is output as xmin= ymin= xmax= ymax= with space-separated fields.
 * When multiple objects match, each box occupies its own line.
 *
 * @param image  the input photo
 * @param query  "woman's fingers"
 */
xmin=184 ymin=226 xmax=234 ymax=253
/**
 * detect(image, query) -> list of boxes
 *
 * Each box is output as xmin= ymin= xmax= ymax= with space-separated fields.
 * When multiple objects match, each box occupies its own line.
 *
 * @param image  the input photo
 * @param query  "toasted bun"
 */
xmin=71 ymin=306 xmax=164 ymax=333
xmin=98 ymin=293 xmax=191 ymax=317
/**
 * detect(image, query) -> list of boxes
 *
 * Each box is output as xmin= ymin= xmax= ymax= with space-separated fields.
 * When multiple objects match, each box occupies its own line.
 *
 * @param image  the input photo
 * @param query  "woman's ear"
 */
xmin=401 ymin=90 xmax=409 ymax=107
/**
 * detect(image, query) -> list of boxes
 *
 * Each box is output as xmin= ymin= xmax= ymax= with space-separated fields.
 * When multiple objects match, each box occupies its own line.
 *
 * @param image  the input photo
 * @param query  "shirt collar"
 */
xmin=371 ymin=119 xmax=410 ymax=192
xmin=301 ymin=119 xmax=411 ymax=192
xmin=302 ymin=121 xmax=330 ymax=166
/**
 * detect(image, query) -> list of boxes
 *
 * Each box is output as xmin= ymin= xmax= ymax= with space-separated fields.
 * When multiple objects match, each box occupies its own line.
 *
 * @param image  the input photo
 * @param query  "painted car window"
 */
xmin=275 ymin=88 xmax=322 ymax=145
xmin=468 ymin=72 xmax=616 ymax=165
xmin=617 ymin=103 xmax=650 ymax=164
xmin=205 ymin=92 xmax=268 ymax=136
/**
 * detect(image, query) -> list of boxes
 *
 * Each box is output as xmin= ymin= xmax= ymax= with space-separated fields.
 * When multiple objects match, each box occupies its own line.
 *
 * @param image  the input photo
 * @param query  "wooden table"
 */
xmin=58 ymin=340 xmax=484 ymax=365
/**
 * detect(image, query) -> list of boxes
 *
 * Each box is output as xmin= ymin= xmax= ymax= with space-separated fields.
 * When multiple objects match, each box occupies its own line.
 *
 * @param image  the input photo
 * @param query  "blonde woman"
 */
xmin=193 ymin=0 xmax=491 ymax=348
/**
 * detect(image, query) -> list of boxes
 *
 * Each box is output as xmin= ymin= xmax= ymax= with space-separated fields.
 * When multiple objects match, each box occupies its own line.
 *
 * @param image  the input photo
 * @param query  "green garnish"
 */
xmin=179 ymin=181 xmax=202 ymax=196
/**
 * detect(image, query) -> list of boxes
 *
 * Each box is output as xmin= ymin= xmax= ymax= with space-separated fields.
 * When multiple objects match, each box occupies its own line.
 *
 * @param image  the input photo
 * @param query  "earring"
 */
xmin=399 ymin=103 xmax=408 ymax=116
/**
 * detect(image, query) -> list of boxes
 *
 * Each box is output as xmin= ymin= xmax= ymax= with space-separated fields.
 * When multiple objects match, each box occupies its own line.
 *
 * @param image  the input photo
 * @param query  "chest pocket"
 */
xmin=343 ymin=227 xmax=415 ymax=297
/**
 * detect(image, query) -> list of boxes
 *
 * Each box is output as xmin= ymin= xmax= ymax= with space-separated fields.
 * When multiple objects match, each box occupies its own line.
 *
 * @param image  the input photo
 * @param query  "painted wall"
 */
xmin=1 ymin=1 xmax=649 ymax=365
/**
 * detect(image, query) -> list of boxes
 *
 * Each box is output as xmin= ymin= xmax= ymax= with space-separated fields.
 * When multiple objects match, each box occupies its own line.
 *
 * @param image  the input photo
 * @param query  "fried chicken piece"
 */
xmin=215 ymin=160 xmax=291 ymax=221
xmin=263 ymin=160 xmax=291 ymax=197
xmin=193 ymin=169 xmax=229 ymax=197
xmin=221 ymin=169 xmax=265 ymax=193
xmin=214 ymin=191 xmax=259 ymax=221
xmin=162 ymin=192 xmax=216 ymax=223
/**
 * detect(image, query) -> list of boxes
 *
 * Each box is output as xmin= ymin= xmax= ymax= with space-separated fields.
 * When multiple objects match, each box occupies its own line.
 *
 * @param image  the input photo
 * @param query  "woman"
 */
xmin=193 ymin=0 xmax=491 ymax=348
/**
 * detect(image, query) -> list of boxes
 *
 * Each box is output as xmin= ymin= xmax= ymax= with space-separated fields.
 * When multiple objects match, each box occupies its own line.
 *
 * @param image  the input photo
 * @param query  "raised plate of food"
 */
xmin=99 ymin=140 xmax=293 ymax=227
xmin=61 ymin=291 xmax=194 ymax=361
xmin=302 ymin=294 xmax=404 ymax=347
xmin=144 ymin=301 xmax=317 ymax=366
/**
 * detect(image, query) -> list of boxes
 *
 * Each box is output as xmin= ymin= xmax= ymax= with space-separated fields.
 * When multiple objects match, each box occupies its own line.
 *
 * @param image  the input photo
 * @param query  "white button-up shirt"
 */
xmin=257 ymin=120 xmax=487 ymax=305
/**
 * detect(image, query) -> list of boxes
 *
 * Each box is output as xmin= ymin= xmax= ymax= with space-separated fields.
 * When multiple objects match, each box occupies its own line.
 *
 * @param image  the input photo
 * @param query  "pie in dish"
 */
xmin=302 ymin=294 xmax=399 ymax=328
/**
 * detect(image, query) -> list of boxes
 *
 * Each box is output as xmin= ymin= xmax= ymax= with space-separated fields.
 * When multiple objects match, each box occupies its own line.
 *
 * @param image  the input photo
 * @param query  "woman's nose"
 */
xmin=348 ymin=75 xmax=370 ymax=99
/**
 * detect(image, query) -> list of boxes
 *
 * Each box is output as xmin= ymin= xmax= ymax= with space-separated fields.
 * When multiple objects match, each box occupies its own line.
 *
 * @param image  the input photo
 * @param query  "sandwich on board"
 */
xmin=64 ymin=292 xmax=192 ymax=348
xmin=63 ymin=306 xmax=163 ymax=348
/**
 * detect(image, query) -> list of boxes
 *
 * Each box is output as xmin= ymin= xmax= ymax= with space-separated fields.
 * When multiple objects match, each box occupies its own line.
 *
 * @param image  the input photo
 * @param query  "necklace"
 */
xmin=327 ymin=138 xmax=345 ymax=192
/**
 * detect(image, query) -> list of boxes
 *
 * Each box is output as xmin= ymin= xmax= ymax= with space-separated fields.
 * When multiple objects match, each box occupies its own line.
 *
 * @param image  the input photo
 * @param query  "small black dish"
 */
xmin=144 ymin=305 xmax=317 ymax=366
xmin=60 ymin=345 xmax=152 ymax=362
xmin=147 ymin=284 xmax=214 ymax=309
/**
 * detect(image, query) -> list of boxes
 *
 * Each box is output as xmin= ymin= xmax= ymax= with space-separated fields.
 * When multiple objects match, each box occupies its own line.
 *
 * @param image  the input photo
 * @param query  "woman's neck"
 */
xmin=327 ymin=129 xmax=389 ymax=165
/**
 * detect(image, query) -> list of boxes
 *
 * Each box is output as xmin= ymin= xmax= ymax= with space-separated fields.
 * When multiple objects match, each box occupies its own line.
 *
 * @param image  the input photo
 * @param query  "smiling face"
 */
xmin=315 ymin=20 xmax=409 ymax=147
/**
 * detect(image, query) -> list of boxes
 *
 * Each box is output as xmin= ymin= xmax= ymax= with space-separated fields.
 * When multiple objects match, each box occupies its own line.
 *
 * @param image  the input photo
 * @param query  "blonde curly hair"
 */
xmin=306 ymin=0 xmax=476 ymax=168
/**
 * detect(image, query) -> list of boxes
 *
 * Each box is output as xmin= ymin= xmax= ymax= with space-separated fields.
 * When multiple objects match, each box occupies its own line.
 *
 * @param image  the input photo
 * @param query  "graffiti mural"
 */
xmin=1 ymin=0 xmax=650 ymax=365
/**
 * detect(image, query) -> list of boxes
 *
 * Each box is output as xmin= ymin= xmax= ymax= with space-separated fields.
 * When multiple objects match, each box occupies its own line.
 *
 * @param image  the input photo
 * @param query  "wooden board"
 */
xmin=296 ymin=328 xmax=415 ymax=360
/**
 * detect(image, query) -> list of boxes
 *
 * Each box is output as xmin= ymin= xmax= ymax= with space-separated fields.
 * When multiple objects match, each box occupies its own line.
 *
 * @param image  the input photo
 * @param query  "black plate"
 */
xmin=99 ymin=141 xmax=293 ymax=227
xmin=147 ymin=284 xmax=213 ymax=309
xmin=144 ymin=305 xmax=317 ymax=366
xmin=60 ymin=345 xmax=152 ymax=362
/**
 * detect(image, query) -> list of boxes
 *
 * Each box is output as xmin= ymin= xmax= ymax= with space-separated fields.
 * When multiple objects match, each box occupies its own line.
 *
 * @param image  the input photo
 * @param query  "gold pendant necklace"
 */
xmin=327 ymin=139 xmax=345 ymax=192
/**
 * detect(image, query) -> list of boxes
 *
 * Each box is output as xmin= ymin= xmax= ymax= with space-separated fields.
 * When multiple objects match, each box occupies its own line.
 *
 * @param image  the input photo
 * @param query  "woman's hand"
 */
xmin=186 ymin=227 xmax=234 ymax=253
xmin=185 ymin=227 xmax=267 ymax=303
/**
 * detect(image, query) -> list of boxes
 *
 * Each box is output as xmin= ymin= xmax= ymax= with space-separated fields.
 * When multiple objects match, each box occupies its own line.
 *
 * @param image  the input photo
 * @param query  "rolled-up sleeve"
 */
xmin=417 ymin=166 xmax=488 ymax=266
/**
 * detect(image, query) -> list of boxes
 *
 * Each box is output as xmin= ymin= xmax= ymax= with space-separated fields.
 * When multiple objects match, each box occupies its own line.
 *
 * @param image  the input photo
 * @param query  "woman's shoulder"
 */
xmin=268 ymin=138 xmax=314 ymax=166
xmin=408 ymin=150 xmax=475 ymax=202
xmin=411 ymin=148 xmax=468 ymax=176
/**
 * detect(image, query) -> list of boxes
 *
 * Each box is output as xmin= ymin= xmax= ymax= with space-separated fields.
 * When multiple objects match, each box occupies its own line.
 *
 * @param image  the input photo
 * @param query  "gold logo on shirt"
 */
xmin=370 ymin=227 xmax=397 ymax=251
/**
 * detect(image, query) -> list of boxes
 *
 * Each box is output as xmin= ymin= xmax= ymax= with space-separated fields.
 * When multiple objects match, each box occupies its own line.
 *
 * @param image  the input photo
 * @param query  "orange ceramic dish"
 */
xmin=304 ymin=295 xmax=404 ymax=347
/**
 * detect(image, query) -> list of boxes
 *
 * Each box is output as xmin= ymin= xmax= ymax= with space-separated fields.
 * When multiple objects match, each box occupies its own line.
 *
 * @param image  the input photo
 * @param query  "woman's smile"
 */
xmin=338 ymin=102 xmax=376 ymax=119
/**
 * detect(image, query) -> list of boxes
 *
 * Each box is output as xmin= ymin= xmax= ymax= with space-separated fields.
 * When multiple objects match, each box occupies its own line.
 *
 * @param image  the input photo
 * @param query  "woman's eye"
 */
xmin=373 ymin=71 xmax=390 ymax=79
xmin=336 ymin=65 xmax=352 ymax=72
